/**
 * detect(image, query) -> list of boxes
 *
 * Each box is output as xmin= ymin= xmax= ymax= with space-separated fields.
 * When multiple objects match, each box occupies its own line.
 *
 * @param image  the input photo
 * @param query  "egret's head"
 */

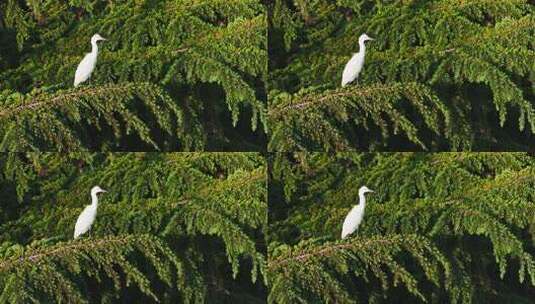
xmin=91 ymin=186 xmax=107 ymax=196
xmin=359 ymin=186 xmax=374 ymax=195
xmin=91 ymin=34 xmax=107 ymax=44
xmin=359 ymin=33 xmax=374 ymax=44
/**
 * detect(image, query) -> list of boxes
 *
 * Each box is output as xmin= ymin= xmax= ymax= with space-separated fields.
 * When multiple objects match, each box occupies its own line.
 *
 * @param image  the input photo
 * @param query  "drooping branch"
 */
xmin=268 ymin=237 xmax=398 ymax=269
xmin=0 ymin=234 xmax=143 ymax=272
xmin=0 ymin=82 xmax=167 ymax=118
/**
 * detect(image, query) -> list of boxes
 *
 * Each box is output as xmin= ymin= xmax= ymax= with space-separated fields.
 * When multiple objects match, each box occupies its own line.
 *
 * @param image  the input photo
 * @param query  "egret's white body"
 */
xmin=74 ymin=34 xmax=107 ymax=87
xmin=341 ymin=34 xmax=374 ymax=87
xmin=74 ymin=186 xmax=107 ymax=239
xmin=341 ymin=186 xmax=374 ymax=239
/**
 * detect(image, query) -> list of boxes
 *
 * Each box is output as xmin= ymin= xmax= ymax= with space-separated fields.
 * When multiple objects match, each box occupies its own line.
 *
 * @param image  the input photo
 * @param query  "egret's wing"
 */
xmin=74 ymin=53 xmax=94 ymax=86
xmin=341 ymin=206 xmax=358 ymax=238
xmin=341 ymin=54 xmax=359 ymax=87
xmin=74 ymin=205 xmax=93 ymax=238
xmin=342 ymin=203 xmax=366 ymax=239
xmin=341 ymin=61 xmax=352 ymax=86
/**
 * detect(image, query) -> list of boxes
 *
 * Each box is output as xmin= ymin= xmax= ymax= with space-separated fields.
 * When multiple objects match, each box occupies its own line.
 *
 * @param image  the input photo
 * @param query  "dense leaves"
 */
xmin=0 ymin=0 xmax=267 ymax=151
xmin=0 ymin=152 xmax=267 ymax=303
xmin=268 ymin=0 xmax=535 ymax=151
xmin=268 ymin=153 xmax=535 ymax=303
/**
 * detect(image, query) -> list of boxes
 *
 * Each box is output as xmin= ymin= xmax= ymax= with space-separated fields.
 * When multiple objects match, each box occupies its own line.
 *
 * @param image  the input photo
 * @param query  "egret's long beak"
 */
xmin=101 ymin=189 xmax=107 ymax=193
xmin=369 ymin=190 xmax=375 ymax=193
xmin=368 ymin=37 xmax=374 ymax=41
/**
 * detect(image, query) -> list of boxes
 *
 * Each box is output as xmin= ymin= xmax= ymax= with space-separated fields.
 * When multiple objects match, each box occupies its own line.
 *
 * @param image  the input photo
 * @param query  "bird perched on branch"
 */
xmin=74 ymin=33 xmax=107 ymax=87
xmin=341 ymin=185 xmax=374 ymax=239
xmin=341 ymin=33 xmax=374 ymax=87
xmin=74 ymin=186 xmax=107 ymax=239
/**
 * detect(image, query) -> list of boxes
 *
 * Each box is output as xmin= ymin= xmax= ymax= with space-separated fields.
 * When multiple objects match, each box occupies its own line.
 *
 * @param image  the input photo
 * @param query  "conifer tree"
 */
xmin=0 ymin=152 xmax=267 ymax=303
xmin=0 ymin=0 xmax=267 ymax=151
xmin=268 ymin=152 xmax=535 ymax=303
xmin=268 ymin=1 xmax=535 ymax=151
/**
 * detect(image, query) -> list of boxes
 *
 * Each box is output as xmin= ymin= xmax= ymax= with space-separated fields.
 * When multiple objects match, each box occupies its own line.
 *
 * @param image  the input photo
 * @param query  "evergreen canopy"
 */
xmin=268 ymin=152 xmax=535 ymax=303
xmin=268 ymin=0 xmax=535 ymax=151
xmin=0 ymin=152 xmax=267 ymax=303
xmin=0 ymin=0 xmax=267 ymax=151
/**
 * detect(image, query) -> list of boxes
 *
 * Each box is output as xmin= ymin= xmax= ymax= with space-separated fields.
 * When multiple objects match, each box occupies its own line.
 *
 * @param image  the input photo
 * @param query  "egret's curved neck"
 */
xmin=91 ymin=192 xmax=99 ymax=206
xmin=358 ymin=192 xmax=366 ymax=208
xmin=91 ymin=40 xmax=99 ymax=55
xmin=358 ymin=40 xmax=366 ymax=53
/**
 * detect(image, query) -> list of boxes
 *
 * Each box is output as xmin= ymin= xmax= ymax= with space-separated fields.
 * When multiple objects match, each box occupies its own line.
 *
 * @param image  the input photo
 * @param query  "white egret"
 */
xmin=341 ymin=185 xmax=374 ymax=239
xmin=341 ymin=33 xmax=374 ymax=87
xmin=74 ymin=186 xmax=107 ymax=239
xmin=74 ymin=33 xmax=107 ymax=87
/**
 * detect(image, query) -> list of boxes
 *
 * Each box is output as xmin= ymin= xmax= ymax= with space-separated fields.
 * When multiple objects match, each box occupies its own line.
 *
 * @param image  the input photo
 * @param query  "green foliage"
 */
xmin=0 ymin=152 xmax=267 ymax=303
xmin=268 ymin=0 xmax=535 ymax=151
xmin=268 ymin=152 xmax=535 ymax=303
xmin=0 ymin=234 xmax=186 ymax=304
xmin=0 ymin=0 xmax=267 ymax=151
xmin=269 ymin=83 xmax=449 ymax=151
xmin=269 ymin=234 xmax=450 ymax=304
xmin=0 ymin=83 xmax=185 ymax=151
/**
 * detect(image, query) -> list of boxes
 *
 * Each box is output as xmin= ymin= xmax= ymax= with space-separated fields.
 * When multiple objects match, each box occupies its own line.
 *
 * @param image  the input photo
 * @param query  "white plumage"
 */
xmin=74 ymin=34 xmax=107 ymax=87
xmin=341 ymin=185 xmax=374 ymax=239
xmin=74 ymin=186 xmax=107 ymax=239
xmin=341 ymin=33 xmax=374 ymax=87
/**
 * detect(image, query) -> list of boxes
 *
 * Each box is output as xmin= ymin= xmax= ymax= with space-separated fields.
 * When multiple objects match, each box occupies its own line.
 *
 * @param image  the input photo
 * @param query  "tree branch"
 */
xmin=0 ymin=82 xmax=148 ymax=118
xmin=0 ymin=234 xmax=139 ymax=272
xmin=268 ymin=235 xmax=407 ymax=270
